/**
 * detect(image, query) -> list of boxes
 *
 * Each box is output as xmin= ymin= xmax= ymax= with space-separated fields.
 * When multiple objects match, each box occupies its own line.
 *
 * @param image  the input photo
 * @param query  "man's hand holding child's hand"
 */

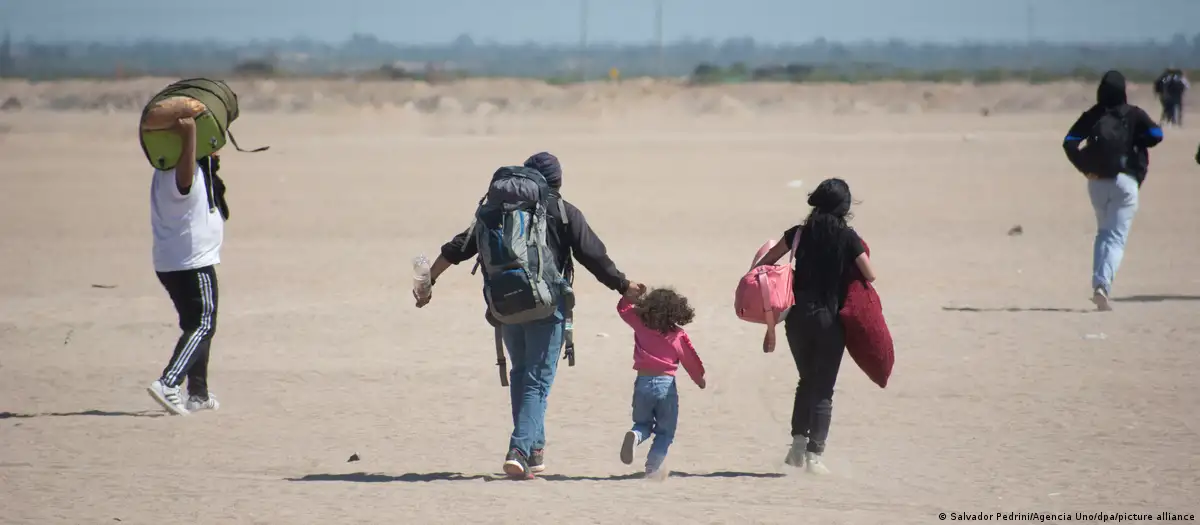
xmin=624 ymin=282 xmax=647 ymax=300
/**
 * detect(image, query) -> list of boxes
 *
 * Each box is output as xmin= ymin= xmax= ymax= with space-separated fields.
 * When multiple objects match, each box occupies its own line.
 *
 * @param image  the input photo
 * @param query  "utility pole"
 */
xmin=655 ymin=0 xmax=664 ymax=77
xmin=579 ymin=0 xmax=589 ymax=82
xmin=0 ymin=30 xmax=10 ymax=78
xmin=1025 ymin=3 xmax=1034 ymax=43
xmin=1025 ymin=2 xmax=1034 ymax=77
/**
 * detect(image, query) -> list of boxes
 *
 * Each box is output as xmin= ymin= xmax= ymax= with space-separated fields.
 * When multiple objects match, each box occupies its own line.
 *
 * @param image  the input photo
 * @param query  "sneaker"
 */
xmin=1092 ymin=287 xmax=1112 ymax=311
xmin=147 ymin=380 xmax=189 ymax=416
xmin=503 ymin=448 xmax=533 ymax=480
xmin=645 ymin=465 xmax=670 ymax=481
xmin=784 ymin=438 xmax=806 ymax=467
xmin=805 ymin=451 xmax=830 ymax=475
xmin=620 ymin=430 xmax=640 ymax=465
xmin=528 ymin=448 xmax=545 ymax=474
xmin=185 ymin=393 xmax=219 ymax=413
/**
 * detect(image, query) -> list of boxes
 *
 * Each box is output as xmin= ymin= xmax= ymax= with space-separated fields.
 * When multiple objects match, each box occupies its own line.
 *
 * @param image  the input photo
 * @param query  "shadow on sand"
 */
xmin=1112 ymin=294 xmax=1200 ymax=303
xmin=287 ymin=470 xmax=785 ymax=483
xmin=0 ymin=410 xmax=165 ymax=419
xmin=941 ymin=306 xmax=1093 ymax=313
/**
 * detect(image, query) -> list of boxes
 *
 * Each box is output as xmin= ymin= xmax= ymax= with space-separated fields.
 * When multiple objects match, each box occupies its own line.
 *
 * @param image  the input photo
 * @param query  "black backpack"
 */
xmin=1081 ymin=106 xmax=1133 ymax=178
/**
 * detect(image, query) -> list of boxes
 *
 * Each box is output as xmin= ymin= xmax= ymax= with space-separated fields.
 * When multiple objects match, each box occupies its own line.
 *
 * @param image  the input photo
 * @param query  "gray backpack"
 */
xmin=470 ymin=166 xmax=572 ymax=325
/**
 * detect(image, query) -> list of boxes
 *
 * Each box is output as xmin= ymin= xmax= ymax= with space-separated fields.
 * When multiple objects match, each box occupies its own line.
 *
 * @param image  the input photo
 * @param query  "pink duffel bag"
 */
xmin=735 ymin=228 xmax=801 ymax=337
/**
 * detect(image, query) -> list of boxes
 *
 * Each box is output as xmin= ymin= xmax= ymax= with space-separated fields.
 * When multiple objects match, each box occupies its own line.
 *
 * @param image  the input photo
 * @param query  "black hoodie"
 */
xmin=1063 ymin=70 xmax=1163 ymax=184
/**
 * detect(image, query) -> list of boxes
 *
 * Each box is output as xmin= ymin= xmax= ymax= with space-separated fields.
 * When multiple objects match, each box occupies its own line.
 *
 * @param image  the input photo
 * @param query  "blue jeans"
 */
xmin=1088 ymin=173 xmax=1139 ymax=294
xmin=500 ymin=307 xmax=564 ymax=457
xmin=630 ymin=375 xmax=679 ymax=471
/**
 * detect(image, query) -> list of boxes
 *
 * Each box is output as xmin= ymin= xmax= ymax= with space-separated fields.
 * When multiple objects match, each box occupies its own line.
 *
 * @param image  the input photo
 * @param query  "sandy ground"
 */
xmin=1 ymin=83 xmax=1199 ymax=524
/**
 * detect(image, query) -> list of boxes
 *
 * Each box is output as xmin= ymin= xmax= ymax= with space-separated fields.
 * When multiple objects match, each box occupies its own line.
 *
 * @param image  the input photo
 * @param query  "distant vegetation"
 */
xmin=688 ymin=62 xmax=1196 ymax=85
xmin=2 ymin=32 xmax=1199 ymax=84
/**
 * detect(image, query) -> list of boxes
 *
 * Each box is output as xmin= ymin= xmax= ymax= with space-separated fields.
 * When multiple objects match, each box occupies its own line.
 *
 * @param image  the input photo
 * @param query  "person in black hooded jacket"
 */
xmin=1063 ymin=70 xmax=1163 ymax=311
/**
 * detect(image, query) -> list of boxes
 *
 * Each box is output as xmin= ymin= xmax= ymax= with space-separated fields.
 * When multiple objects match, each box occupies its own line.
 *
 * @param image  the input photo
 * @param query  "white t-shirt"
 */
xmin=150 ymin=162 xmax=224 ymax=273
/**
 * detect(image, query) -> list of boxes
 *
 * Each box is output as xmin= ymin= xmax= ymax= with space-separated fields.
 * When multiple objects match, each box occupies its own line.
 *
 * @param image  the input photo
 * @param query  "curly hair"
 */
xmin=635 ymin=287 xmax=695 ymax=334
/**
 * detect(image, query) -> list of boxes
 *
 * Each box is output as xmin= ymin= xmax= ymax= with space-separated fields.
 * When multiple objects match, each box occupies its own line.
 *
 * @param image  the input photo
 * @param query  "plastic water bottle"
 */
xmin=412 ymin=255 xmax=432 ymax=300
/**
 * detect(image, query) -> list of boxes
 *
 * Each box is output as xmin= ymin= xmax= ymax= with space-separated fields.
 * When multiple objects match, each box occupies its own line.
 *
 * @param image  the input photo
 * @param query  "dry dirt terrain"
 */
xmin=1 ymin=80 xmax=1198 ymax=524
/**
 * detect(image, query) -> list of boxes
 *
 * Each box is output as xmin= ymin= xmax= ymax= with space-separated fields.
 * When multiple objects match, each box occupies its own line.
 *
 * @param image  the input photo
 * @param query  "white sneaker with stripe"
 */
xmin=147 ymin=380 xmax=189 ymax=415
xmin=185 ymin=393 xmax=219 ymax=412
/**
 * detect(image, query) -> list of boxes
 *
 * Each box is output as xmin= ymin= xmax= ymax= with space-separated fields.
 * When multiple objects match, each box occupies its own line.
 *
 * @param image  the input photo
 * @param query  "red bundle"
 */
xmin=840 ymin=238 xmax=895 ymax=388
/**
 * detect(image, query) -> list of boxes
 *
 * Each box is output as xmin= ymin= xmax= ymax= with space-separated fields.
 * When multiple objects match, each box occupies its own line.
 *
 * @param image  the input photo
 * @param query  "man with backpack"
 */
xmin=415 ymin=152 xmax=642 ymax=479
xmin=1063 ymin=70 xmax=1164 ymax=311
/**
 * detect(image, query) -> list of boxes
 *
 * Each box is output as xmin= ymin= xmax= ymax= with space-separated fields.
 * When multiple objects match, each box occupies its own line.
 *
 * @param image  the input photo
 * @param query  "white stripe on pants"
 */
xmin=165 ymin=272 xmax=215 ymax=384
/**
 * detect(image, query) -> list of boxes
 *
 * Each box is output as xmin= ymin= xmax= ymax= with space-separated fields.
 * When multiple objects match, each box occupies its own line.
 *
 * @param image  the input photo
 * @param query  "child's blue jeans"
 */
xmin=630 ymin=375 xmax=679 ymax=472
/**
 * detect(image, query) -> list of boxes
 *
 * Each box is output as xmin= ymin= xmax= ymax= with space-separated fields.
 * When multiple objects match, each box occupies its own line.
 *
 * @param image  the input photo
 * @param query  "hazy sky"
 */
xmin=6 ymin=0 xmax=1199 ymax=45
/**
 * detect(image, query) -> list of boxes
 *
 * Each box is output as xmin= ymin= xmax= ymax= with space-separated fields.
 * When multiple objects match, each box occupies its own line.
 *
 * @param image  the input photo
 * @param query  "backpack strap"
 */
xmin=551 ymin=194 xmax=574 ymax=284
xmin=469 ymin=194 xmax=487 ymax=276
xmin=203 ymin=156 xmax=230 ymax=220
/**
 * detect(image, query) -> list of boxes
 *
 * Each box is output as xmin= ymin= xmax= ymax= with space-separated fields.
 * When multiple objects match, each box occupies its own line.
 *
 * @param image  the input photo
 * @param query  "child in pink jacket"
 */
xmin=617 ymin=284 xmax=706 ymax=478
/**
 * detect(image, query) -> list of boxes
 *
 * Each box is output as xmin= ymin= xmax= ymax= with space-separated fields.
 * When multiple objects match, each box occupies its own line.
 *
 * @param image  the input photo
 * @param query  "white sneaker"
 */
xmin=784 ymin=437 xmax=807 ymax=467
xmin=805 ymin=451 xmax=830 ymax=475
xmin=185 ymin=393 xmax=219 ymax=413
xmin=147 ymin=380 xmax=189 ymax=415
xmin=1092 ymin=287 xmax=1112 ymax=311
xmin=620 ymin=431 xmax=640 ymax=465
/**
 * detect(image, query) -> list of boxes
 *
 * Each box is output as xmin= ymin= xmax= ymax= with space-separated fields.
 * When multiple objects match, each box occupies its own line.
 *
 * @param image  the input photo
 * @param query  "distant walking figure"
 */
xmin=1154 ymin=68 xmax=1189 ymax=126
xmin=1063 ymin=70 xmax=1163 ymax=310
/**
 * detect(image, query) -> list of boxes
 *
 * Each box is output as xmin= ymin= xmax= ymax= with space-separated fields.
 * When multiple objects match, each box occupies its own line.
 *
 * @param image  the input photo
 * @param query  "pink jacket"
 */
xmin=617 ymin=297 xmax=706 ymax=386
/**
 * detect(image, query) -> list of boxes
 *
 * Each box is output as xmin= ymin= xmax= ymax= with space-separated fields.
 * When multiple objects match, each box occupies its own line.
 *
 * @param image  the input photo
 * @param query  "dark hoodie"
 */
xmin=1064 ymin=70 xmax=1163 ymax=184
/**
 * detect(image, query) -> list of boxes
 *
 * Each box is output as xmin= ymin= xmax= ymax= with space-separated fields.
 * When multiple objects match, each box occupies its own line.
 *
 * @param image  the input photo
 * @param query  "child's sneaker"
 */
xmin=1092 ymin=287 xmax=1112 ymax=311
xmin=645 ymin=465 xmax=670 ymax=481
xmin=147 ymin=380 xmax=189 ymax=416
xmin=502 ymin=448 xmax=533 ymax=480
xmin=804 ymin=451 xmax=830 ymax=475
xmin=528 ymin=448 xmax=545 ymax=473
xmin=185 ymin=393 xmax=219 ymax=413
xmin=620 ymin=430 xmax=640 ymax=465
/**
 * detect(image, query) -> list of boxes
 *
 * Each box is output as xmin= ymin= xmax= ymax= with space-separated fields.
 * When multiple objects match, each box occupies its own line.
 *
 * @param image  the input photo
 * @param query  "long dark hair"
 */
xmin=795 ymin=178 xmax=853 ymax=306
